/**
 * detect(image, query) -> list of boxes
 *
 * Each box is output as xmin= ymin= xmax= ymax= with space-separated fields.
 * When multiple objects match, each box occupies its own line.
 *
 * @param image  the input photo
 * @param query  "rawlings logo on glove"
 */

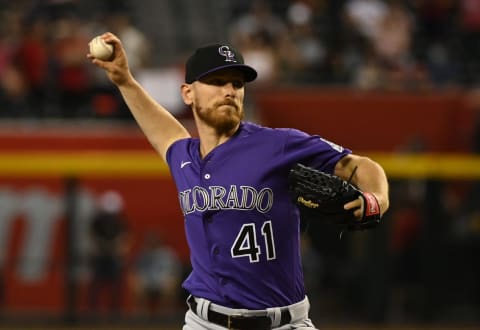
xmin=297 ymin=196 xmax=319 ymax=208
xmin=288 ymin=163 xmax=381 ymax=233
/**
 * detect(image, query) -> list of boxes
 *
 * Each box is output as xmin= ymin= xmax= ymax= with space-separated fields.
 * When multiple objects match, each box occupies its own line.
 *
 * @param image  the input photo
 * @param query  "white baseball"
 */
xmin=89 ymin=36 xmax=114 ymax=61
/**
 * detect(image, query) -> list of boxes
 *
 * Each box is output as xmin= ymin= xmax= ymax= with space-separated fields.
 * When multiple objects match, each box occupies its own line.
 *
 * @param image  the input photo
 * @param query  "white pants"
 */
xmin=182 ymin=296 xmax=318 ymax=330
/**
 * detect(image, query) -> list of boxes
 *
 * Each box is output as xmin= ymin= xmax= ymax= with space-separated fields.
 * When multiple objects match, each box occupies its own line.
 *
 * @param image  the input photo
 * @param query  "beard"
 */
xmin=195 ymin=99 xmax=244 ymax=135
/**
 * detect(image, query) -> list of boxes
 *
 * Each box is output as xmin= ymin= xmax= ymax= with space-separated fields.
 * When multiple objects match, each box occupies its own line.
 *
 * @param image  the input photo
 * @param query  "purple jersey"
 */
xmin=166 ymin=121 xmax=351 ymax=309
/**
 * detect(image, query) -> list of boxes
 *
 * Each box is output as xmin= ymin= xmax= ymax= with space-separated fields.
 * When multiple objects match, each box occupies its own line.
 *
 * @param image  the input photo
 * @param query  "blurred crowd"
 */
xmin=0 ymin=0 xmax=479 ymax=119
xmin=0 ymin=0 xmax=150 ymax=119
xmin=231 ymin=0 xmax=478 ymax=89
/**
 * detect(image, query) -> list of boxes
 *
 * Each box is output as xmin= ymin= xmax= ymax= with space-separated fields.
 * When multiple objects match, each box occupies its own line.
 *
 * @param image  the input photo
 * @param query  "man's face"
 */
xmin=186 ymin=69 xmax=246 ymax=135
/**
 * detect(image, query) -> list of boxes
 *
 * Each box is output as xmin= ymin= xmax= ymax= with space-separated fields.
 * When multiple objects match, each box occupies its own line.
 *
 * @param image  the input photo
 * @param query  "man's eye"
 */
xmin=233 ymin=81 xmax=244 ymax=88
xmin=204 ymin=78 xmax=244 ymax=87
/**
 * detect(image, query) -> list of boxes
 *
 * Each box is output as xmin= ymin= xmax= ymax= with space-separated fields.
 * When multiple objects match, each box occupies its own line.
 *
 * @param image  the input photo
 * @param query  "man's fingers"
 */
xmin=88 ymin=57 xmax=109 ymax=69
xmin=344 ymin=196 xmax=362 ymax=210
xmin=102 ymin=33 xmax=121 ymax=49
xmin=102 ymin=32 xmax=117 ymax=41
xmin=344 ymin=196 xmax=364 ymax=219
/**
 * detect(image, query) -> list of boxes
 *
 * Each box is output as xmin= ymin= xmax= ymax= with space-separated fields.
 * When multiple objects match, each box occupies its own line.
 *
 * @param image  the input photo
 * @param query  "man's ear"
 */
xmin=181 ymin=83 xmax=193 ymax=106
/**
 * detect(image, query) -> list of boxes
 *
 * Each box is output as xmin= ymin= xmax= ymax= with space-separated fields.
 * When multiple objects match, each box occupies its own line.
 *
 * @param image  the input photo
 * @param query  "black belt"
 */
xmin=187 ymin=295 xmax=291 ymax=330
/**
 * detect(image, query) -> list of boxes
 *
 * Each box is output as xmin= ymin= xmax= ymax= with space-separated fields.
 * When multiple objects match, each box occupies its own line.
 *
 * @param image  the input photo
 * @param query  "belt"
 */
xmin=187 ymin=295 xmax=291 ymax=330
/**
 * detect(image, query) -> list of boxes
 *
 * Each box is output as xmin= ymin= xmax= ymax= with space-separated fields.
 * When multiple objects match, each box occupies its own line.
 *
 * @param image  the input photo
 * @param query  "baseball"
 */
xmin=89 ymin=36 xmax=114 ymax=61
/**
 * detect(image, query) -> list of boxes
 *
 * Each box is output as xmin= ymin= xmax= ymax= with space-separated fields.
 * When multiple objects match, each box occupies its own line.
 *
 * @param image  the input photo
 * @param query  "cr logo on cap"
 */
xmin=218 ymin=45 xmax=237 ymax=63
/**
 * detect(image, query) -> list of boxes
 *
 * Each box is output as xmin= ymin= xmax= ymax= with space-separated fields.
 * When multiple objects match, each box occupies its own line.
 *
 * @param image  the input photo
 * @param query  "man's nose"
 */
xmin=223 ymin=82 xmax=236 ymax=94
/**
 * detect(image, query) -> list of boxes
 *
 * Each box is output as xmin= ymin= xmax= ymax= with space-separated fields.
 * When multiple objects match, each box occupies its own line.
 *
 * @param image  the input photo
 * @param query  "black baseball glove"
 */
xmin=288 ymin=163 xmax=381 ymax=232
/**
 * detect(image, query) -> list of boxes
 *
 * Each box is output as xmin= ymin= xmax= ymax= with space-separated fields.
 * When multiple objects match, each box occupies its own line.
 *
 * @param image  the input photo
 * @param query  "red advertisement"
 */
xmin=0 ymin=124 xmax=188 ymax=314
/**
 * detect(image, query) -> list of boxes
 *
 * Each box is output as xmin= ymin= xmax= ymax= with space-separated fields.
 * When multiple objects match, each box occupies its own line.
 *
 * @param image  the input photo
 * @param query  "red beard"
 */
xmin=195 ymin=100 xmax=244 ymax=135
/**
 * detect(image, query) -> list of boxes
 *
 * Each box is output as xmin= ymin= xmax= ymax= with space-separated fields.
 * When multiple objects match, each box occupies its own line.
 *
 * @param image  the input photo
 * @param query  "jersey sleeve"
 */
xmin=282 ymin=128 xmax=351 ymax=174
xmin=165 ymin=137 xmax=192 ymax=169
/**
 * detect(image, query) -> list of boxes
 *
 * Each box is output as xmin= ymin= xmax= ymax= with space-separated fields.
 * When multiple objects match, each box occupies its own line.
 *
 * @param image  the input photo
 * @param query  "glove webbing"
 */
xmin=339 ymin=166 xmax=357 ymax=239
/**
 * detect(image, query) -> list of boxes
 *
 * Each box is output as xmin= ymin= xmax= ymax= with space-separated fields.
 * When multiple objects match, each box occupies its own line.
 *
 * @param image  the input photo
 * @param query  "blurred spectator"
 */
xmin=0 ymin=8 xmax=22 ymax=65
xmin=229 ymin=0 xmax=289 ymax=49
xmin=237 ymin=30 xmax=280 ymax=87
xmin=372 ymin=1 xmax=413 ymax=69
xmin=424 ymin=41 xmax=458 ymax=88
xmin=353 ymin=49 xmax=385 ymax=90
xmin=50 ymin=14 xmax=92 ymax=118
xmin=375 ymin=1 xmax=432 ymax=91
xmin=131 ymin=232 xmax=181 ymax=317
xmin=339 ymin=0 xmax=389 ymax=86
xmin=285 ymin=1 xmax=329 ymax=83
xmin=229 ymin=0 xmax=301 ymax=83
xmin=87 ymin=190 xmax=130 ymax=318
xmin=14 ymin=15 xmax=51 ymax=117
xmin=457 ymin=0 xmax=480 ymax=85
xmin=0 ymin=9 xmax=28 ymax=117
xmin=347 ymin=0 xmax=432 ymax=91
xmin=0 ymin=62 xmax=29 ymax=117
xmin=343 ymin=0 xmax=388 ymax=44
xmin=408 ymin=0 xmax=459 ymax=87
xmin=104 ymin=12 xmax=151 ymax=74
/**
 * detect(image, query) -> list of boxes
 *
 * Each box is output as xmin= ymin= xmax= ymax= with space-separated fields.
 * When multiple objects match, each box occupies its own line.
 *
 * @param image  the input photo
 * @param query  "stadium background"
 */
xmin=1 ymin=0 xmax=480 ymax=329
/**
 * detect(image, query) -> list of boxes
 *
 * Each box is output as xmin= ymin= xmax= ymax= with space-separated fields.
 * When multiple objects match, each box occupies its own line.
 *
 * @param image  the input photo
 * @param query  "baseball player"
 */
xmin=88 ymin=32 xmax=389 ymax=329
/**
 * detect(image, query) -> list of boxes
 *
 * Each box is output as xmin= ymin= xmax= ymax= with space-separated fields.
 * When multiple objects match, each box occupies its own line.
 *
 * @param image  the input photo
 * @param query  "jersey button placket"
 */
xmin=200 ymin=155 xmax=212 ymax=182
xmin=204 ymin=211 xmax=214 ymax=223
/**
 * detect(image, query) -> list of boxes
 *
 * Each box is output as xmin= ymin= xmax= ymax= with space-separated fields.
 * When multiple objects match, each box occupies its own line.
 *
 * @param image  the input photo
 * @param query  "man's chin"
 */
xmin=217 ymin=109 xmax=242 ymax=123
xmin=214 ymin=117 xmax=241 ymax=134
xmin=196 ymin=106 xmax=243 ymax=133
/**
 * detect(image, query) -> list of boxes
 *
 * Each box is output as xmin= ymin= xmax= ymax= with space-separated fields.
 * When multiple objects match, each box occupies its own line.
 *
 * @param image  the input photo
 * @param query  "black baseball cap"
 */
xmin=185 ymin=43 xmax=257 ymax=83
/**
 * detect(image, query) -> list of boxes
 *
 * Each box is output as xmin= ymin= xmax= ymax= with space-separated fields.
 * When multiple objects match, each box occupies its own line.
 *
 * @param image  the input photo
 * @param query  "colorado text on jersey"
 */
xmin=179 ymin=185 xmax=273 ymax=215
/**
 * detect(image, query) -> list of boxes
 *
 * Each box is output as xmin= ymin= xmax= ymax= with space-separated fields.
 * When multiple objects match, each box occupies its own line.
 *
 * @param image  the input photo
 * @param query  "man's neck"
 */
xmin=197 ymin=121 xmax=240 ymax=158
